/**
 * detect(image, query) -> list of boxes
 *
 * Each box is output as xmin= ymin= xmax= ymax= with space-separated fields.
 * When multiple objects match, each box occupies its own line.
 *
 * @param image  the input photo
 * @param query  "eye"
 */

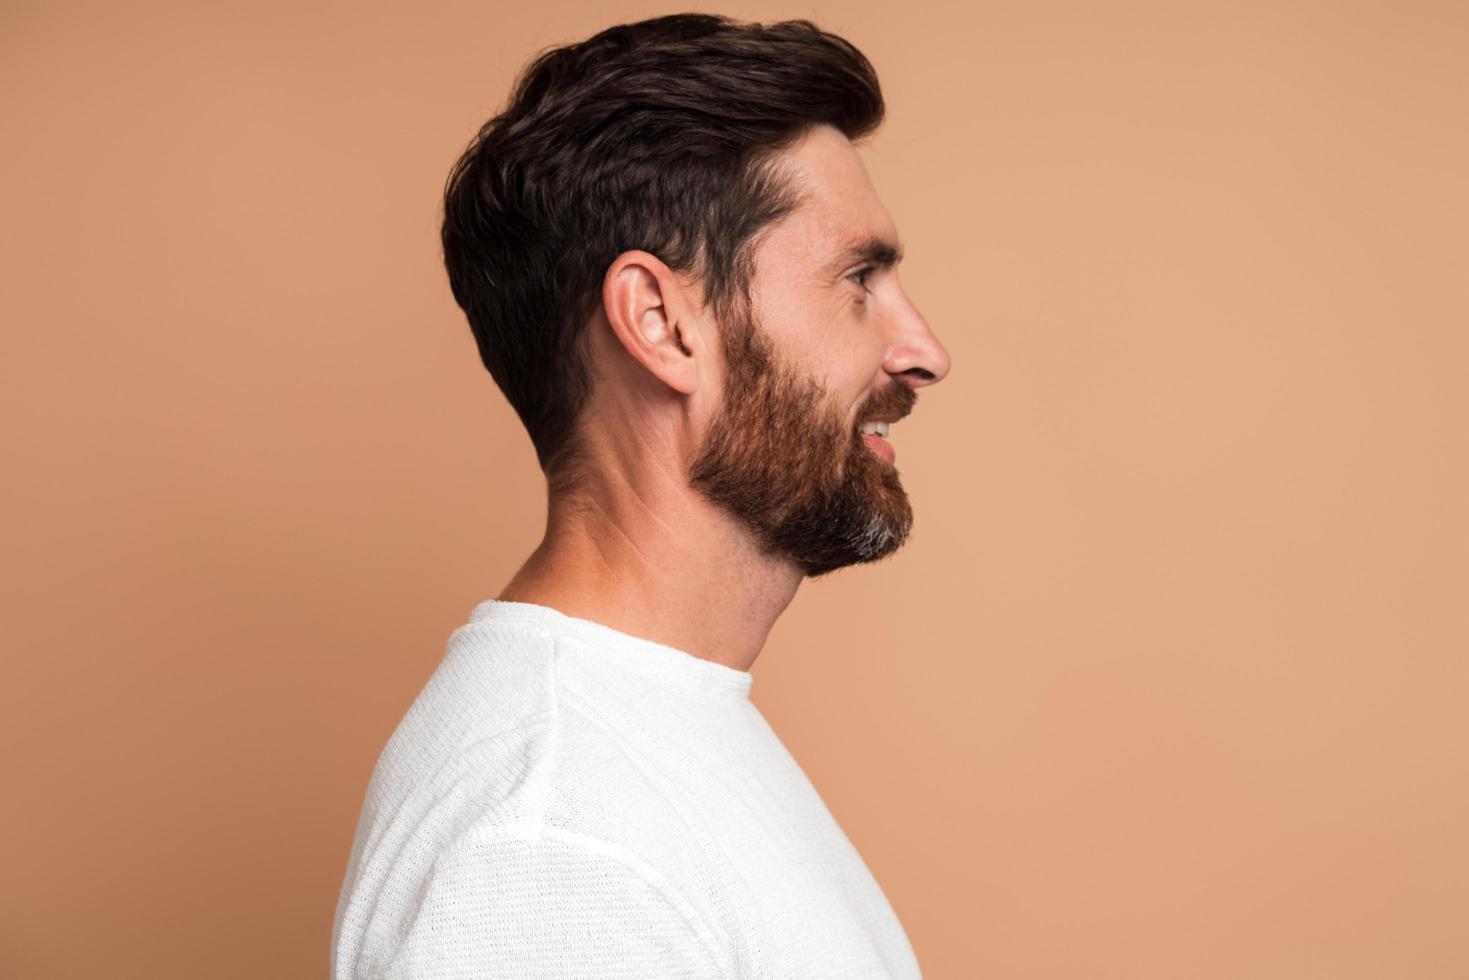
xmin=847 ymin=265 xmax=876 ymax=293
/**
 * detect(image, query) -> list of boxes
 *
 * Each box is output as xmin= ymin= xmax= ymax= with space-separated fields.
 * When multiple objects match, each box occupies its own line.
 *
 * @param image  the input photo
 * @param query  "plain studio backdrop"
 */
xmin=2 ymin=1 xmax=1465 ymax=977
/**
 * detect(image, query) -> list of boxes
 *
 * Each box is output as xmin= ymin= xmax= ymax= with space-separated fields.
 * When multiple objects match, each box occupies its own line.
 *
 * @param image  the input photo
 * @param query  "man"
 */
xmin=333 ymin=12 xmax=950 ymax=978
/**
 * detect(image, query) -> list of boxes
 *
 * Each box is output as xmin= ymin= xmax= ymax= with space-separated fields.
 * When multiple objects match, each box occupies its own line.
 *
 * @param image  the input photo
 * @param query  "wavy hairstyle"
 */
xmin=441 ymin=13 xmax=885 ymax=493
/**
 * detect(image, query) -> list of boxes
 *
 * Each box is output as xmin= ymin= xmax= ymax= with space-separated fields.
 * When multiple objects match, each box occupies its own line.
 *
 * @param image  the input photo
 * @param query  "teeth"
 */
xmin=859 ymin=420 xmax=890 ymax=437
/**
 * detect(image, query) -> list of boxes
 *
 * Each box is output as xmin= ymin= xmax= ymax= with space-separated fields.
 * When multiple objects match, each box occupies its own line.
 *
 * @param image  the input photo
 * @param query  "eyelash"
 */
xmin=848 ymin=265 xmax=876 ymax=293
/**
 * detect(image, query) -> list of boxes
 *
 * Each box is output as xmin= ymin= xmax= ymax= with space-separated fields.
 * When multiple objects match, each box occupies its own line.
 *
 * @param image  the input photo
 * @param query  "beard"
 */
xmin=688 ymin=300 xmax=917 ymax=578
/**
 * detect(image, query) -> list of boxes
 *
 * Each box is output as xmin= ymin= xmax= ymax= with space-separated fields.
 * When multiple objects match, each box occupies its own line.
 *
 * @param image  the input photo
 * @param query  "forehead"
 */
xmin=756 ymin=124 xmax=900 ymax=274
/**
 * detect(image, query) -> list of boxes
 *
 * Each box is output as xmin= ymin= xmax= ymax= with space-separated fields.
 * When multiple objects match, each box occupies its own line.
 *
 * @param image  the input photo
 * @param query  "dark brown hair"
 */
xmin=441 ymin=13 xmax=884 ymax=492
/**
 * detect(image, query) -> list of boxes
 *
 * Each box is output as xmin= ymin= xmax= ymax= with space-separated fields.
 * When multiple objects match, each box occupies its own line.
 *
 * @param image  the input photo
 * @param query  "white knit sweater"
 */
xmin=331 ymin=599 xmax=921 ymax=978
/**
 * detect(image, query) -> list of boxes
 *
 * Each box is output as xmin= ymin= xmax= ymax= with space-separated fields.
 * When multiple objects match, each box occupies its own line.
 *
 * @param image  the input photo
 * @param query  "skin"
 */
xmin=497 ymin=123 xmax=951 ymax=672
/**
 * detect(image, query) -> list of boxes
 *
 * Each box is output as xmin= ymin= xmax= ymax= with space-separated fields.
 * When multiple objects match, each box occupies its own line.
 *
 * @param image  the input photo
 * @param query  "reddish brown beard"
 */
xmin=688 ymin=304 xmax=916 ymax=577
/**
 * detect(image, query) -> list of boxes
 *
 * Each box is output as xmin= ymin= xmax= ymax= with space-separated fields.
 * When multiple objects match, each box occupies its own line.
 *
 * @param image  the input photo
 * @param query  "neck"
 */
xmin=495 ymin=474 xmax=803 ymax=673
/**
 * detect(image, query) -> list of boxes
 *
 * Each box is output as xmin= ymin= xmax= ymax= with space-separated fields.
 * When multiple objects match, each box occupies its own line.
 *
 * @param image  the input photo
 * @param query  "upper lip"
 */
xmin=861 ymin=412 xmax=906 ymax=424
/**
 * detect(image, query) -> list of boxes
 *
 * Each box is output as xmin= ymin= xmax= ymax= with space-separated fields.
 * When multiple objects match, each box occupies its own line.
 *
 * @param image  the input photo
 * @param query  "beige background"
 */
xmin=3 ymin=1 xmax=1466 ymax=977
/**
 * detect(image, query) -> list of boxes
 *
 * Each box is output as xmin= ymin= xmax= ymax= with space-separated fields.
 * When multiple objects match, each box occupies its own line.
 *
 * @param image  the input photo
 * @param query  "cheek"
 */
xmin=792 ymin=341 xmax=871 ymax=402
xmin=831 ymin=365 xmax=886 ymax=431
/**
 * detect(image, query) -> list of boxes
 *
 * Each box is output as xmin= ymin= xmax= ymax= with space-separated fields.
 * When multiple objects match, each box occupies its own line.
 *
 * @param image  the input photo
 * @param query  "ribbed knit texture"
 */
xmin=331 ymin=600 xmax=921 ymax=979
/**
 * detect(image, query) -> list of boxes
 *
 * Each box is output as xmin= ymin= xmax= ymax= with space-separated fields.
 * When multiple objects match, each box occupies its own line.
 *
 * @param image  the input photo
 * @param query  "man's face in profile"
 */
xmin=689 ymin=125 xmax=950 ymax=577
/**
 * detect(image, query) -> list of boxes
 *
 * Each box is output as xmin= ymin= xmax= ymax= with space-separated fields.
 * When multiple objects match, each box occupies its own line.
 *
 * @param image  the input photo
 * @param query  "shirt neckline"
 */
xmin=466 ymin=598 xmax=753 ymax=702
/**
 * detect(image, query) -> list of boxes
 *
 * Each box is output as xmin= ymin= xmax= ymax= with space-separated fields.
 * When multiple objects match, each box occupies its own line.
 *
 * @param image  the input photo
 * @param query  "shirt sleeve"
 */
xmin=381 ymin=829 xmax=729 ymax=979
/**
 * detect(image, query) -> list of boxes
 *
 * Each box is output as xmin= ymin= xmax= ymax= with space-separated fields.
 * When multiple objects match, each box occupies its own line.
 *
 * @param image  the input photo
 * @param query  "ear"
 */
xmin=600 ymin=250 xmax=703 ymax=396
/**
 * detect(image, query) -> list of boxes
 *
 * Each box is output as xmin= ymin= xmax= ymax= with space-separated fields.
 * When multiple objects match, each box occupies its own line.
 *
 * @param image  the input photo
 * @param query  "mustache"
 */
xmin=855 ymin=382 xmax=917 ymax=425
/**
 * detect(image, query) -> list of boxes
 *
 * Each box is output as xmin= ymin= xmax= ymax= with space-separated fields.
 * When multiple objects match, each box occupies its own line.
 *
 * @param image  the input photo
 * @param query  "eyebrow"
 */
xmin=829 ymin=234 xmax=905 ymax=275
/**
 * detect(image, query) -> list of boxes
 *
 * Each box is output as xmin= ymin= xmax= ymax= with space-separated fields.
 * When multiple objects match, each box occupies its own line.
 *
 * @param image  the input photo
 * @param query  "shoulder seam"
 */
xmin=522 ymin=638 xmax=561 ymax=827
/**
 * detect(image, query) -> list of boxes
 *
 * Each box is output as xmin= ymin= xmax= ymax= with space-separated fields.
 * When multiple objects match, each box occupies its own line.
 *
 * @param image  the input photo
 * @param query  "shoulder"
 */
xmin=334 ymin=625 xmax=739 ymax=977
xmin=365 ymin=620 xmax=561 ymax=805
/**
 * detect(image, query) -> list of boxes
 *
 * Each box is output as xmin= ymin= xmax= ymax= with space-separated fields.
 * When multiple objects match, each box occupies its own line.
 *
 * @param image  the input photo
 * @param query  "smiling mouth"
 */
xmin=858 ymin=429 xmax=896 ymax=463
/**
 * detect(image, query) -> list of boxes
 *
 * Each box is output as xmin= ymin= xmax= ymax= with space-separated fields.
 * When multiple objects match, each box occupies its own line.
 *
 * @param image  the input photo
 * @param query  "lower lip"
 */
xmin=862 ymin=432 xmax=896 ymax=463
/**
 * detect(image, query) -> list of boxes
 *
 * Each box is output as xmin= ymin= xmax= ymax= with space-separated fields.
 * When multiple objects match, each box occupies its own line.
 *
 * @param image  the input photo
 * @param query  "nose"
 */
xmin=882 ymin=294 xmax=951 ymax=387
